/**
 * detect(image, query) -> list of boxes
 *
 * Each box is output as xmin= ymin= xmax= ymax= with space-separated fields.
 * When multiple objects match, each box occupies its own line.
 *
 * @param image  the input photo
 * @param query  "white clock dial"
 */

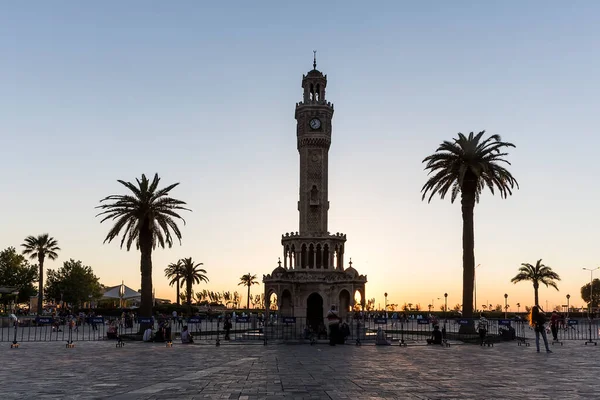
xmin=309 ymin=118 xmax=321 ymax=130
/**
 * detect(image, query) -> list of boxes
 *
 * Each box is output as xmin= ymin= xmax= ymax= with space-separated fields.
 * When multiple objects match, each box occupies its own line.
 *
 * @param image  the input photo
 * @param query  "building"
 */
xmin=263 ymin=56 xmax=367 ymax=333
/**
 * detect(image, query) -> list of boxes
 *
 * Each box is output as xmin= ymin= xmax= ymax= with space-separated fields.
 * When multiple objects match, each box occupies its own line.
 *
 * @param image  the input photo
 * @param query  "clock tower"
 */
xmin=263 ymin=55 xmax=366 ymax=333
xmin=295 ymin=55 xmax=334 ymax=235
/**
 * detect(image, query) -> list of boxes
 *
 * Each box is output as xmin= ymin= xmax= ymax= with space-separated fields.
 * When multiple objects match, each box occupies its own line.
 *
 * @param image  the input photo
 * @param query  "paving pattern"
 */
xmin=1 ymin=340 xmax=599 ymax=399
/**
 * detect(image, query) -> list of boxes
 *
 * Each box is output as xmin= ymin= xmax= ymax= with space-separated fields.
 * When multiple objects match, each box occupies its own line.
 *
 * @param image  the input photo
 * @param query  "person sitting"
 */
xmin=180 ymin=326 xmax=193 ymax=344
xmin=107 ymin=321 xmax=118 ymax=340
xmin=427 ymin=325 xmax=443 ymax=345
xmin=143 ymin=326 xmax=153 ymax=342
xmin=375 ymin=327 xmax=391 ymax=345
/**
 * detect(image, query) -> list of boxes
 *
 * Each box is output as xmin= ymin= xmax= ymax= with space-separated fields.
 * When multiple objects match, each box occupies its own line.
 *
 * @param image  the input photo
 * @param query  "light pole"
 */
xmin=583 ymin=267 xmax=599 ymax=346
xmin=384 ymin=292 xmax=388 ymax=312
xmin=504 ymin=293 xmax=508 ymax=319
xmin=474 ymin=264 xmax=481 ymax=312
xmin=566 ymin=294 xmax=570 ymax=318
xmin=444 ymin=293 xmax=448 ymax=327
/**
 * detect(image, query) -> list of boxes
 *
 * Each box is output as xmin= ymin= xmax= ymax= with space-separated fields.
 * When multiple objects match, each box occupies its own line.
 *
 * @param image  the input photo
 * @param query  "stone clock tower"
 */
xmin=263 ymin=56 xmax=367 ymax=334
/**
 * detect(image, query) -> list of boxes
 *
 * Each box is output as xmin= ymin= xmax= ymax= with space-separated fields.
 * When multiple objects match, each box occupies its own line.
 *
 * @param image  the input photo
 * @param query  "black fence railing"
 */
xmin=2 ymin=315 xmax=600 ymax=345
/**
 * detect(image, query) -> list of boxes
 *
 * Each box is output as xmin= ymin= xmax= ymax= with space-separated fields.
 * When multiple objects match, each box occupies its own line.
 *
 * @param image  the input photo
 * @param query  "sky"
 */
xmin=1 ymin=1 xmax=599 ymax=312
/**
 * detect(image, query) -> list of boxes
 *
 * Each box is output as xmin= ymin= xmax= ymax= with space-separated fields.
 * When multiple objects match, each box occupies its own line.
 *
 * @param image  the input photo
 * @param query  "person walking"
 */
xmin=530 ymin=305 xmax=552 ymax=353
xmin=326 ymin=305 xmax=341 ymax=346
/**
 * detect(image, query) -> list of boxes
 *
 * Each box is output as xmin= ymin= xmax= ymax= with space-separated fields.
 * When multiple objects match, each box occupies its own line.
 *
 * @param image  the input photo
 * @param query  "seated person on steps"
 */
xmin=427 ymin=325 xmax=443 ymax=345
xmin=180 ymin=325 xmax=194 ymax=344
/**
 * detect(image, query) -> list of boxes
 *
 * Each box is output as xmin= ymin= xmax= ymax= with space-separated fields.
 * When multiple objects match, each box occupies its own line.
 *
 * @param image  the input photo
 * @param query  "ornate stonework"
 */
xmin=263 ymin=59 xmax=367 ymax=332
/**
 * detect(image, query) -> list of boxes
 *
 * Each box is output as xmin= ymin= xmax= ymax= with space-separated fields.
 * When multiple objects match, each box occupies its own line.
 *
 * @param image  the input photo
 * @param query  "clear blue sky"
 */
xmin=2 ymin=1 xmax=599 ymax=310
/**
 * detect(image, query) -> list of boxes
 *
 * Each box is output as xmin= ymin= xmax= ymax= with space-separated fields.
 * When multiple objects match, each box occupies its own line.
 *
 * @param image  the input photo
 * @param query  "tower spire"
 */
xmin=313 ymin=50 xmax=317 ymax=70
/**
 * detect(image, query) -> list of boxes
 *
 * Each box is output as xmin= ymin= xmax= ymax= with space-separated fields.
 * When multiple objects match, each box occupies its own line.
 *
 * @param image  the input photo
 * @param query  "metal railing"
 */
xmin=2 ymin=315 xmax=600 ymax=345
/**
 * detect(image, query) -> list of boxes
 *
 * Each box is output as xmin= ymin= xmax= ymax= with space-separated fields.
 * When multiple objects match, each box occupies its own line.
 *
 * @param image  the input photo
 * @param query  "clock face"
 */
xmin=309 ymin=118 xmax=321 ymax=130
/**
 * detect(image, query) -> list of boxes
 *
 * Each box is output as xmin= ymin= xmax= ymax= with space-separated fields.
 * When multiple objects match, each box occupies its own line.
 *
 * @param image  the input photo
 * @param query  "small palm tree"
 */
xmin=164 ymin=260 xmax=184 ymax=305
xmin=422 ymin=131 xmax=518 ymax=318
xmin=511 ymin=259 xmax=560 ymax=306
xmin=238 ymin=273 xmax=259 ymax=309
xmin=179 ymin=257 xmax=208 ymax=313
xmin=21 ymin=234 xmax=60 ymax=315
xmin=96 ymin=173 xmax=190 ymax=319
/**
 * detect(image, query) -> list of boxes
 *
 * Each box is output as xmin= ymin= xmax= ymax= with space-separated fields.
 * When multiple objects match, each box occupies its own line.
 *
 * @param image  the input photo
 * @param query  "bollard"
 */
xmin=10 ymin=314 xmax=19 ymax=349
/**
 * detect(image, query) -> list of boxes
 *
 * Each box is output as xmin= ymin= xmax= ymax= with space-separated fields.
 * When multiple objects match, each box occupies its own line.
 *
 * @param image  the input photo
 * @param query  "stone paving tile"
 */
xmin=1 ymin=341 xmax=600 ymax=399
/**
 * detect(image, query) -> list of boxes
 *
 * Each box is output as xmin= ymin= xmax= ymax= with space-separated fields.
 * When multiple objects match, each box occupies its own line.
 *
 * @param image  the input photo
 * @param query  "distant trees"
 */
xmin=238 ymin=273 xmax=259 ymax=309
xmin=179 ymin=257 xmax=208 ymax=313
xmin=45 ymin=259 xmax=102 ymax=307
xmin=21 ymin=234 xmax=60 ymax=314
xmin=0 ymin=247 xmax=38 ymax=308
xmin=511 ymin=259 xmax=560 ymax=306
xmin=580 ymin=279 xmax=600 ymax=308
xmin=164 ymin=260 xmax=184 ymax=305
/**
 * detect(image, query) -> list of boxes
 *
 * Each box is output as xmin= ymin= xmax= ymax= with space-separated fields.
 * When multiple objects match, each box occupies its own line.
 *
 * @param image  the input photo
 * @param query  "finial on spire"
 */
xmin=278 ymin=257 xmax=282 ymax=268
xmin=313 ymin=50 xmax=317 ymax=69
xmin=349 ymin=258 xmax=352 ymax=268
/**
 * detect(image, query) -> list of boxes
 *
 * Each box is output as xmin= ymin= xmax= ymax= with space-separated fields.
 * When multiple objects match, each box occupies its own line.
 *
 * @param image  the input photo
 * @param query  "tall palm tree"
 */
xmin=164 ymin=260 xmax=184 ymax=305
xmin=96 ymin=173 xmax=190 ymax=319
xmin=179 ymin=257 xmax=208 ymax=313
xmin=238 ymin=273 xmax=259 ymax=309
xmin=422 ymin=131 xmax=518 ymax=319
xmin=511 ymin=259 xmax=560 ymax=306
xmin=21 ymin=234 xmax=60 ymax=315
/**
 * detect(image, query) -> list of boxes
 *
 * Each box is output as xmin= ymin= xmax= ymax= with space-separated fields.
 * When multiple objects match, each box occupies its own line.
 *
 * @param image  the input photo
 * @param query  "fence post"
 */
xmin=216 ymin=317 xmax=221 ymax=347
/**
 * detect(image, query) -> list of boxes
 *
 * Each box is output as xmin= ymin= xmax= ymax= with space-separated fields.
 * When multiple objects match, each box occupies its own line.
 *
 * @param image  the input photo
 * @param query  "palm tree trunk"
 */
xmin=534 ymin=282 xmax=539 ymax=306
xmin=37 ymin=254 xmax=45 ymax=315
xmin=186 ymin=280 xmax=192 ymax=315
xmin=176 ymin=277 xmax=180 ymax=306
xmin=461 ymin=178 xmax=477 ymax=321
xmin=247 ymin=285 xmax=250 ymax=309
xmin=139 ymin=224 xmax=154 ymax=322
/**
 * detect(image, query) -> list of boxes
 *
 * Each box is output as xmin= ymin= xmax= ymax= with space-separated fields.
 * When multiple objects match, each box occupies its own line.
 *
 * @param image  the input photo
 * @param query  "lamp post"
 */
xmin=384 ymin=292 xmax=388 ymax=312
xmin=566 ymin=294 xmax=570 ymax=318
xmin=444 ymin=293 xmax=448 ymax=327
xmin=583 ymin=267 xmax=599 ymax=345
xmin=504 ymin=293 xmax=508 ymax=319
xmin=474 ymin=263 xmax=481 ymax=312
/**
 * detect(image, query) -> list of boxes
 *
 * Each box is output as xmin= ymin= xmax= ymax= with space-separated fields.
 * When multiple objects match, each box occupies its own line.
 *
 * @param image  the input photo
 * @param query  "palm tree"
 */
xmin=96 ymin=173 xmax=190 ymax=319
xmin=511 ymin=259 xmax=560 ymax=306
xmin=179 ymin=257 xmax=208 ymax=313
xmin=21 ymin=234 xmax=60 ymax=315
xmin=238 ymin=273 xmax=259 ymax=309
xmin=164 ymin=260 xmax=184 ymax=305
xmin=422 ymin=131 xmax=518 ymax=319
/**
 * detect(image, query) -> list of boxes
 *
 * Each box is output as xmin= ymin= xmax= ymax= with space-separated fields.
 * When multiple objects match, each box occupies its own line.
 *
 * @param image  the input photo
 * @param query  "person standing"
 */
xmin=550 ymin=311 xmax=560 ymax=341
xmin=326 ymin=305 xmax=341 ymax=346
xmin=530 ymin=305 xmax=552 ymax=353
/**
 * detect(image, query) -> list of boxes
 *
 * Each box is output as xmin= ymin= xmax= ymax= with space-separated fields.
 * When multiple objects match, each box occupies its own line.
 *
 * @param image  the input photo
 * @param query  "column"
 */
xmin=319 ymin=246 xmax=324 ymax=269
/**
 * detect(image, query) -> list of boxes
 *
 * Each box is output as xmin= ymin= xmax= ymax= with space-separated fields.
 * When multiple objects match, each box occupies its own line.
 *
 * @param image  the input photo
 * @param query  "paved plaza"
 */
xmin=1 ymin=341 xmax=599 ymax=399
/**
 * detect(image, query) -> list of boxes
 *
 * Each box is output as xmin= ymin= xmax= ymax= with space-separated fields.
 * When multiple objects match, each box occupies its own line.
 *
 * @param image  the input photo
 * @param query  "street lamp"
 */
xmin=444 ymin=293 xmax=448 ymax=327
xmin=504 ymin=293 xmax=508 ymax=319
xmin=582 ymin=267 xmax=599 ymax=346
xmin=474 ymin=264 xmax=481 ymax=312
xmin=566 ymin=294 xmax=570 ymax=318
xmin=384 ymin=292 xmax=388 ymax=311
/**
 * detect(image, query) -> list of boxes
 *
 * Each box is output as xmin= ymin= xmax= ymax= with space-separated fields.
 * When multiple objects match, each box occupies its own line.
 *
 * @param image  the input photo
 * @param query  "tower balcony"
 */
xmin=280 ymin=231 xmax=347 ymax=271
